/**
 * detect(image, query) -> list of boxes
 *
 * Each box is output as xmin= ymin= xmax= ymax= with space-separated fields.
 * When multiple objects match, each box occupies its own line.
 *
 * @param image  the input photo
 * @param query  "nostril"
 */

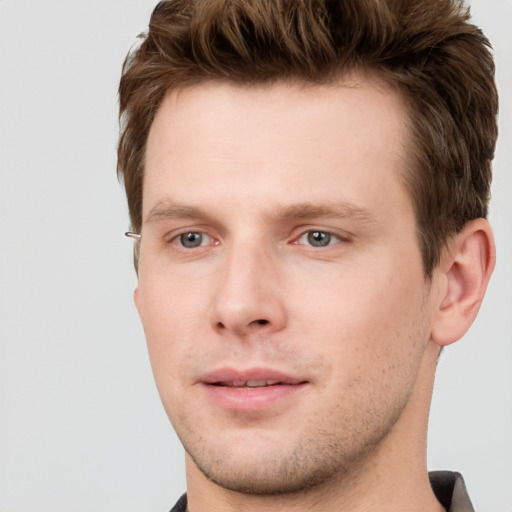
xmin=256 ymin=319 xmax=269 ymax=325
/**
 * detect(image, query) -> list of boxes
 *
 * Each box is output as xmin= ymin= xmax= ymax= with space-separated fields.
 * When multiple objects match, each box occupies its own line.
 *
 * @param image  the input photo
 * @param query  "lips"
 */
xmin=199 ymin=368 xmax=308 ymax=412
xmin=200 ymin=368 xmax=306 ymax=387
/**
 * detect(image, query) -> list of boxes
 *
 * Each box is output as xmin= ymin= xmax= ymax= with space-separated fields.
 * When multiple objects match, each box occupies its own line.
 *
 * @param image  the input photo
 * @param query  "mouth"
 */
xmin=200 ymin=367 xmax=307 ymax=387
xmin=199 ymin=368 xmax=309 ymax=412
xmin=212 ymin=379 xmax=296 ymax=388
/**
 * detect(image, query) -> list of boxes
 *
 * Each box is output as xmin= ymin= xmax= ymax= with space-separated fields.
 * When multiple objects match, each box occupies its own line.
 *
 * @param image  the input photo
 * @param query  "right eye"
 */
xmin=174 ymin=231 xmax=214 ymax=249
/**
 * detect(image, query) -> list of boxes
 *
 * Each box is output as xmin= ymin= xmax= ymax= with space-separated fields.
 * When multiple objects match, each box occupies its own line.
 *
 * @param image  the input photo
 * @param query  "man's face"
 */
xmin=135 ymin=79 xmax=437 ymax=493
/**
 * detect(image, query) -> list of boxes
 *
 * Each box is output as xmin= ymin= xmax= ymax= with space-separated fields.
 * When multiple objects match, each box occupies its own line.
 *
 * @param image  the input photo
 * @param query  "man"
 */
xmin=117 ymin=1 xmax=498 ymax=510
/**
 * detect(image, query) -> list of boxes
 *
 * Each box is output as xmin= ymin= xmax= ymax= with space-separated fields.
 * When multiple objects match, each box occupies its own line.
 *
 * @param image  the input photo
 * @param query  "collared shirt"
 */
xmin=429 ymin=471 xmax=475 ymax=512
xmin=169 ymin=471 xmax=475 ymax=512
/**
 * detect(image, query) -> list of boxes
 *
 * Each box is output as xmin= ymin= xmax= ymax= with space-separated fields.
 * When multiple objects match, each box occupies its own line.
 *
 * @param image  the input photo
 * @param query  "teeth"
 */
xmin=246 ymin=380 xmax=280 ymax=387
xmin=246 ymin=380 xmax=267 ymax=387
xmin=217 ymin=380 xmax=282 ymax=387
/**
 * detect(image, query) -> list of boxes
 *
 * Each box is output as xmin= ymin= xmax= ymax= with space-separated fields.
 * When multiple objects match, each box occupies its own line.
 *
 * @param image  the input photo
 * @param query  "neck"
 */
xmin=185 ymin=341 xmax=445 ymax=512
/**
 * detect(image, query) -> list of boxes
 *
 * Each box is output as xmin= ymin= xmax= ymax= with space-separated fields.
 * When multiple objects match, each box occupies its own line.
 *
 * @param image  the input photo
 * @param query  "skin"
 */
xmin=134 ymin=78 xmax=495 ymax=512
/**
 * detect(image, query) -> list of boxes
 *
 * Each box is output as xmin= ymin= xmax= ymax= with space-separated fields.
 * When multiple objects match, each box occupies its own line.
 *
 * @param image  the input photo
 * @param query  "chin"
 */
xmin=189 ymin=448 xmax=344 ymax=496
xmin=181 ymin=423 xmax=375 ymax=497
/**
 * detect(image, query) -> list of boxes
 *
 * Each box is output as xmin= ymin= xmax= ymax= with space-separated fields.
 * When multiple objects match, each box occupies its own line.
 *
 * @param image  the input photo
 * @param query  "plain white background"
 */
xmin=0 ymin=1 xmax=510 ymax=511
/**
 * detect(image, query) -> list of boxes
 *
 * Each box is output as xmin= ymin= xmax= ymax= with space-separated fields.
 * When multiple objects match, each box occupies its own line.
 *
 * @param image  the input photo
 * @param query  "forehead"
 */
xmin=147 ymin=77 xmax=408 ymax=155
xmin=143 ymin=77 xmax=411 ymax=221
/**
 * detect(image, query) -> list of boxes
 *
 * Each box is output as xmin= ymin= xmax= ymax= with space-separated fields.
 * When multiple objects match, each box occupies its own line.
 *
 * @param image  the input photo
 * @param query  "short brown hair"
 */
xmin=117 ymin=0 xmax=498 ymax=276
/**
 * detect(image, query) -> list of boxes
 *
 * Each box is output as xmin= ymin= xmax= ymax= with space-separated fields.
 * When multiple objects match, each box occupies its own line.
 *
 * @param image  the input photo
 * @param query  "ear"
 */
xmin=431 ymin=218 xmax=495 ymax=347
xmin=133 ymin=286 xmax=142 ymax=317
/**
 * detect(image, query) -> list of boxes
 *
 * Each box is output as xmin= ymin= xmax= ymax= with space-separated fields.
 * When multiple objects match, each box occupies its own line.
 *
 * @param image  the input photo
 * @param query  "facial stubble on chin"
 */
xmin=179 ymin=397 xmax=409 ymax=497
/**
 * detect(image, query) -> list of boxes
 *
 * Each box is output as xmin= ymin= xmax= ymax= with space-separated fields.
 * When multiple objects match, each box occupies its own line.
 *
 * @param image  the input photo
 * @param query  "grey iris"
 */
xmin=308 ymin=231 xmax=331 ymax=247
xmin=180 ymin=232 xmax=203 ymax=248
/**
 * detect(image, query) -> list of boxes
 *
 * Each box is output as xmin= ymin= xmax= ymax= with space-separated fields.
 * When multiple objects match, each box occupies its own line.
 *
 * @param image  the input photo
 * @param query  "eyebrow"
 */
xmin=268 ymin=202 xmax=378 ymax=225
xmin=144 ymin=199 xmax=378 ymax=226
xmin=144 ymin=202 xmax=213 ymax=224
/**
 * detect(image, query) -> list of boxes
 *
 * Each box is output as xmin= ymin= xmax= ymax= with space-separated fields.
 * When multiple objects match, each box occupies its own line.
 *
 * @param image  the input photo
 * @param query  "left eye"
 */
xmin=175 ymin=232 xmax=213 ymax=248
xmin=297 ymin=230 xmax=341 ymax=248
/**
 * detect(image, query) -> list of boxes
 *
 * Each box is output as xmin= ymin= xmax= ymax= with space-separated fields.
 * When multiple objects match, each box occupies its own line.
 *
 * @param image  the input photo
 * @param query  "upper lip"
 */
xmin=199 ymin=368 xmax=307 ymax=386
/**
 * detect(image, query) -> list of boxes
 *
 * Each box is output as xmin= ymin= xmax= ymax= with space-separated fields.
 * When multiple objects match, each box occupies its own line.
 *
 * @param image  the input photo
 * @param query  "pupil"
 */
xmin=181 ymin=232 xmax=202 ymax=248
xmin=308 ymin=231 xmax=330 ymax=247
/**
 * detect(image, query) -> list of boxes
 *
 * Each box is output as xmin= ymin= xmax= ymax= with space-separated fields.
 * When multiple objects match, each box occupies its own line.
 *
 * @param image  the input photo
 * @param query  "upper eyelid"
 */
xmin=156 ymin=223 xmax=354 ymax=244
xmin=293 ymin=231 xmax=347 ymax=248
xmin=163 ymin=226 xmax=216 ymax=241
xmin=292 ymin=226 xmax=353 ymax=240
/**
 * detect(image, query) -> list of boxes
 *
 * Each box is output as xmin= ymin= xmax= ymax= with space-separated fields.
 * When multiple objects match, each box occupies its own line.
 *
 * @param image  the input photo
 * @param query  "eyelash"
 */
xmin=294 ymin=230 xmax=346 ymax=248
xmin=168 ymin=228 xmax=350 ymax=250
xmin=170 ymin=231 xmax=217 ymax=249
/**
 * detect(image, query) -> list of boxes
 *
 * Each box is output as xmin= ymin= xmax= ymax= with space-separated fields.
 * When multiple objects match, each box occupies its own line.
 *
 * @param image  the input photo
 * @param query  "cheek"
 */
xmin=138 ymin=261 xmax=210 ymax=328
xmin=136 ymin=276 xmax=209 ymax=379
xmin=296 ymin=276 xmax=429 ymax=419
xmin=291 ymin=262 xmax=428 ymax=363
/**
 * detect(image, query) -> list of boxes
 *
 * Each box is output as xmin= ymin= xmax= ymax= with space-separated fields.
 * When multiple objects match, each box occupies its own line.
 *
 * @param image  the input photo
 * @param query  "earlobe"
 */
xmin=431 ymin=218 xmax=495 ymax=347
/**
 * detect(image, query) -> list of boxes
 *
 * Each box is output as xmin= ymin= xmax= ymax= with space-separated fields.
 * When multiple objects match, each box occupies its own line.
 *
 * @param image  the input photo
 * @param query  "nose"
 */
xmin=210 ymin=241 xmax=287 ymax=337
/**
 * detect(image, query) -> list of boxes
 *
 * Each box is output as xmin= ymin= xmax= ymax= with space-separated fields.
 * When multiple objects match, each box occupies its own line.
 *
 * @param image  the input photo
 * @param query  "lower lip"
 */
xmin=202 ymin=383 xmax=307 ymax=412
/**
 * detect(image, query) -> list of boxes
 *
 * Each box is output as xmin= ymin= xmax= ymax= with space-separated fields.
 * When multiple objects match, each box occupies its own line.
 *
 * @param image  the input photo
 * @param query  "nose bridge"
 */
xmin=211 ymin=234 xmax=286 ymax=335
